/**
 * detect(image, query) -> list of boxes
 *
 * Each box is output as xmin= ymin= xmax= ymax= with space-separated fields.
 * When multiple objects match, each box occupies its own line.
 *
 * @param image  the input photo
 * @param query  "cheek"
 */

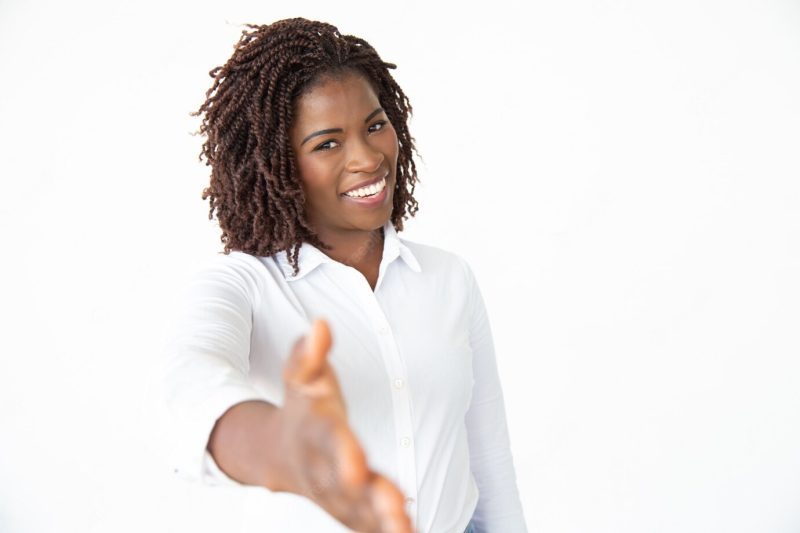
xmin=379 ymin=128 xmax=400 ymax=164
xmin=296 ymin=157 xmax=335 ymax=194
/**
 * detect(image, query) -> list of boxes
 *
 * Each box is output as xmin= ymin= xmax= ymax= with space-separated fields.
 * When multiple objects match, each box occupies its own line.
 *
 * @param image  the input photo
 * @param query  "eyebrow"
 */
xmin=300 ymin=107 xmax=385 ymax=146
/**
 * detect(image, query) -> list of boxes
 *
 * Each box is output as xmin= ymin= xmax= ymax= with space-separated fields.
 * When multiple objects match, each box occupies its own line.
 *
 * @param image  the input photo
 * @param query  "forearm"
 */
xmin=207 ymin=399 xmax=289 ymax=491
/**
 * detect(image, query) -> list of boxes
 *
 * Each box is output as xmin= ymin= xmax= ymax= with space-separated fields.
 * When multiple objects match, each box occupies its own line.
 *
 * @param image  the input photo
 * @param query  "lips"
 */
xmin=341 ymin=170 xmax=390 ymax=196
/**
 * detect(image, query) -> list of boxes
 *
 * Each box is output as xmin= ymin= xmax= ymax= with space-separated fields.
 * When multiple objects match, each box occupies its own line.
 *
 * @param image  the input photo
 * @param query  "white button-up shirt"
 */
xmin=156 ymin=220 xmax=527 ymax=533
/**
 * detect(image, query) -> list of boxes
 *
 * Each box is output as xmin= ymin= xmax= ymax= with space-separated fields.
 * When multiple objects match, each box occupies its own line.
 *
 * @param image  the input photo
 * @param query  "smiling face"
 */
xmin=290 ymin=71 xmax=399 ymax=241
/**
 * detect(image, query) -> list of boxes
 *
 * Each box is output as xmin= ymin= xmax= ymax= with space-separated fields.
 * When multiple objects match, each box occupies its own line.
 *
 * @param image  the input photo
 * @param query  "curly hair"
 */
xmin=193 ymin=18 xmax=419 ymax=275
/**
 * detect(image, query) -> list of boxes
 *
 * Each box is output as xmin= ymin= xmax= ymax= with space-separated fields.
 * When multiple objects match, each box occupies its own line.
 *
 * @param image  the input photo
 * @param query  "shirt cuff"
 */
xmin=168 ymin=384 xmax=268 ymax=487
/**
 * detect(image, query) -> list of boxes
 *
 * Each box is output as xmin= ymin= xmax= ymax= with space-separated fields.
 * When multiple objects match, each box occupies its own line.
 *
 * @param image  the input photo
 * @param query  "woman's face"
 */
xmin=290 ymin=72 xmax=399 ymax=238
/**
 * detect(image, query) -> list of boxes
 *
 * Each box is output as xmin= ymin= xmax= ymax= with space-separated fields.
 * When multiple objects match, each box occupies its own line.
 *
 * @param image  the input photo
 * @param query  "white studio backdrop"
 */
xmin=1 ymin=1 xmax=799 ymax=532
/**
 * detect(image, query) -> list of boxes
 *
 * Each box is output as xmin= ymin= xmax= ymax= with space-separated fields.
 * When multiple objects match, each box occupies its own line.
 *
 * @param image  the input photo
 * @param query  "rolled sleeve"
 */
xmin=155 ymin=255 xmax=269 ymax=486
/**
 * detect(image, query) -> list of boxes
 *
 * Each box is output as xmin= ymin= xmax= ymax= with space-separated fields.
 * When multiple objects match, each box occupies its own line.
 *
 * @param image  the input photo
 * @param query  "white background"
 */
xmin=1 ymin=1 xmax=799 ymax=532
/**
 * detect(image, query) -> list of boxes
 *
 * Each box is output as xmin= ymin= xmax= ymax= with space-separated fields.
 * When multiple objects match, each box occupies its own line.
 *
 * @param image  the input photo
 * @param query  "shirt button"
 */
xmin=400 ymin=436 xmax=411 ymax=448
xmin=393 ymin=378 xmax=405 ymax=389
xmin=405 ymin=497 xmax=415 ymax=506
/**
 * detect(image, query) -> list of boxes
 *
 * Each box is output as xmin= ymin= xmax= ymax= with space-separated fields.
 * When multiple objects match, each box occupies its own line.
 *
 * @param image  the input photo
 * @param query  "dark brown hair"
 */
xmin=193 ymin=18 xmax=419 ymax=274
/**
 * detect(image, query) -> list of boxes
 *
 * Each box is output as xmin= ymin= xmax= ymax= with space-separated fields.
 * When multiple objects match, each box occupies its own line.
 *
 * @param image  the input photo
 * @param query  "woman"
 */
xmin=160 ymin=17 xmax=527 ymax=533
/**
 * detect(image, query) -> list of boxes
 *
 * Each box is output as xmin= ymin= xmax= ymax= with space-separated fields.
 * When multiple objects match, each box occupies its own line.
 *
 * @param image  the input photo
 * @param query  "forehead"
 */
xmin=292 ymin=73 xmax=381 ymax=126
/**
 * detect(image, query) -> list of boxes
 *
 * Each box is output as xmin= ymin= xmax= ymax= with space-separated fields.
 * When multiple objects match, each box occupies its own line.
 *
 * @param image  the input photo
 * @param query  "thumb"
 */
xmin=283 ymin=319 xmax=333 ymax=387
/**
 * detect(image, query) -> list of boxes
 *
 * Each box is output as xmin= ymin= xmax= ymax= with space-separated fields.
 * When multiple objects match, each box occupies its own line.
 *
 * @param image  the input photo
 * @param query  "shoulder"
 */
xmin=399 ymin=237 xmax=476 ymax=286
xmin=195 ymin=250 xmax=268 ymax=280
xmin=185 ymin=251 xmax=275 ymax=305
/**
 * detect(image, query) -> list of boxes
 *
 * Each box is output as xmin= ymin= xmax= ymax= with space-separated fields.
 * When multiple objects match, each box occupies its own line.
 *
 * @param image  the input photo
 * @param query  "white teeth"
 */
xmin=345 ymin=176 xmax=386 ymax=198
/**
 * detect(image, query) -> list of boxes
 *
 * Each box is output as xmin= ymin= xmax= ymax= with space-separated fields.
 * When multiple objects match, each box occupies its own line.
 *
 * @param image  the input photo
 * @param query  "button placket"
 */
xmin=364 ymin=293 xmax=418 ymax=527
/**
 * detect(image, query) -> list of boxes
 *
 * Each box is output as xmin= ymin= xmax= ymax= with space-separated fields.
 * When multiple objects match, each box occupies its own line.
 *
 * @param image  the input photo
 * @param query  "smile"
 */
xmin=342 ymin=175 xmax=387 ymax=198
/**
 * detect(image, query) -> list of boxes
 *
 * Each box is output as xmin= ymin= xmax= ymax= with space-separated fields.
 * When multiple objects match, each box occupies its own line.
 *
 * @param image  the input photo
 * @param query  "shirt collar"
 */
xmin=274 ymin=220 xmax=421 ymax=281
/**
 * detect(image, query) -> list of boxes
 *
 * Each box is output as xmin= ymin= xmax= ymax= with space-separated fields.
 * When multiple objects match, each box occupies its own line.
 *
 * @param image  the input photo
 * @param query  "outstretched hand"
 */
xmin=278 ymin=319 xmax=415 ymax=533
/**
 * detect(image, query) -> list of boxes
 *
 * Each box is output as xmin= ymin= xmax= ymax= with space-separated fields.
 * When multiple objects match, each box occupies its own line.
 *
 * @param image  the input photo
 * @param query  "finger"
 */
xmin=307 ymin=318 xmax=332 ymax=360
xmin=369 ymin=475 xmax=413 ymax=533
xmin=309 ymin=424 xmax=379 ymax=532
xmin=305 ymin=451 xmax=377 ymax=533
xmin=329 ymin=423 xmax=370 ymax=492
xmin=283 ymin=319 xmax=333 ymax=386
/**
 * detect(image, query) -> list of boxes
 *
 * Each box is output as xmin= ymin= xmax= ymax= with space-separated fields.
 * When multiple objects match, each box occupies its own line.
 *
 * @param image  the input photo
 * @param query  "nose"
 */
xmin=345 ymin=136 xmax=384 ymax=174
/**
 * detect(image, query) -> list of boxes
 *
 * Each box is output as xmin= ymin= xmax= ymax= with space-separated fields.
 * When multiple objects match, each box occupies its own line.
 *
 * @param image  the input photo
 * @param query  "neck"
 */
xmin=315 ymin=225 xmax=385 ymax=270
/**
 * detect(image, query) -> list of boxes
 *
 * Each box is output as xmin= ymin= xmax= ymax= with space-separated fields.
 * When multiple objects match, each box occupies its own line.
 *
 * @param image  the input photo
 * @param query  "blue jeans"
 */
xmin=464 ymin=521 xmax=475 ymax=533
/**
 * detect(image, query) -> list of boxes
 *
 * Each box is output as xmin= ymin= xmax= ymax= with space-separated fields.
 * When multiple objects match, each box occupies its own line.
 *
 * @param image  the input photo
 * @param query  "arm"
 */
xmin=156 ymin=255 xmax=269 ymax=485
xmin=461 ymin=259 xmax=529 ymax=533
xmin=207 ymin=399 xmax=288 ymax=488
xmin=152 ymin=256 xmax=414 ymax=531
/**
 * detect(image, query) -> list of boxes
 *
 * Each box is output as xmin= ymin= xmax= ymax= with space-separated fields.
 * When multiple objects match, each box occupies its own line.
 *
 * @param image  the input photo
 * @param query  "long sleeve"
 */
xmin=461 ymin=258 xmax=529 ymax=533
xmin=152 ymin=254 xmax=269 ymax=486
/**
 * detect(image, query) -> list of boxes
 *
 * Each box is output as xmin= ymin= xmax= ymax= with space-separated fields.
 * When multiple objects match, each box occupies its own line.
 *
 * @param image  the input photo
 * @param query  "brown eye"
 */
xmin=368 ymin=120 xmax=387 ymax=133
xmin=314 ymin=139 xmax=339 ymax=151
